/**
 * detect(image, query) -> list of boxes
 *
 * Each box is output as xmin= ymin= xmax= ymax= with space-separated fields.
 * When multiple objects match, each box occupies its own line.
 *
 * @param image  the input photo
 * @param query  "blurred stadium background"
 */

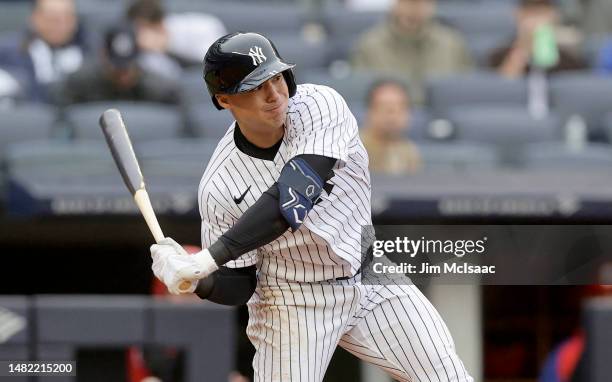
xmin=0 ymin=0 xmax=611 ymax=381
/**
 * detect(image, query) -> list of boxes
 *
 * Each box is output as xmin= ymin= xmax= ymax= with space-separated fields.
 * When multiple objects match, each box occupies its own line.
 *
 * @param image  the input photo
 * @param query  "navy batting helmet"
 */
xmin=203 ymin=32 xmax=297 ymax=110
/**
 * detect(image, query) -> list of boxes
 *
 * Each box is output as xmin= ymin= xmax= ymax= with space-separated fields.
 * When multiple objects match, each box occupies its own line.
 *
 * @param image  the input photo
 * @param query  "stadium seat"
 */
xmin=426 ymin=72 xmax=528 ymax=117
xmin=180 ymin=68 xmax=210 ymax=106
xmin=188 ymin=104 xmax=235 ymax=139
xmin=66 ymin=101 xmax=184 ymax=142
xmin=447 ymin=105 xmax=561 ymax=165
xmin=521 ymin=142 xmax=612 ymax=170
xmin=347 ymin=102 xmax=367 ymax=127
xmin=323 ymin=8 xmax=385 ymax=63
xmin=582 ymin=34 xmax=612 ymax=67
xmin=138 ymin=138 xmax=218 ymax=179
xmin=417 ymin=141 xmax=500 ymax=172
xmin=0 ymin=102 xmax=55 ymax=202
xmin=4 ymin=140 xmax=117 ymax=211
xmin=322 ymin=7 xmax=385 ymax=40
xmin=167 ymin=1 xmax=306 ymax=36
xmin=0 ymin=2 xmax=31 ymax=33
xmin=406 ymin=109 xmax=433 ymax=141
xmin=0 ymin=31 xmax=21 ymax=50
xmin=77 ymin=0 xmax=125 ymax=37
xmin=604 ymin=112 xmax=612 ymax=142
xmin=5 ymin=140 xmax=116 ymax=178
xmin=300 ymin=69 xmax=383 ymax=105
xmin=436 ymin=2 xmax=514 ymax=41
xmin=550 ymin=73 xmax=612 ymax=140
xmin=465 ymin=34 xmax=512 ymax=67
xmin=448 ymin=105 xmax=560 ymax=144
xmin=0 ymin=103 xmax=56 ymax=151
xmin=436 ymin=2 xmax=514 ymax=67
xmin=266 ymin=33 xmax=330 ymax=72
xmin=161 ymin=0 xmax=214 ymax=13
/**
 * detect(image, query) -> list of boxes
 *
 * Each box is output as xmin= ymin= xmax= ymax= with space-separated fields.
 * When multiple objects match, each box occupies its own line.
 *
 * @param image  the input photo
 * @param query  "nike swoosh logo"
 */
xmin=233 ymin=185 xmax=251 ymax=205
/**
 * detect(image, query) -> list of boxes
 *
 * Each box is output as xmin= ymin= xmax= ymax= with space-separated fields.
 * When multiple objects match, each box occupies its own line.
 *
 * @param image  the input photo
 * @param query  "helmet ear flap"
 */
xmin=283 ymin=70 xmax=297 ymax=98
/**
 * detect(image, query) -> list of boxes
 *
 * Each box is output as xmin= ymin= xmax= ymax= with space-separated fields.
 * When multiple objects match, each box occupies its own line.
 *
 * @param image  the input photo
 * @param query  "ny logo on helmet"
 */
xmin=248 ymin=46 xmax=267 ymax=66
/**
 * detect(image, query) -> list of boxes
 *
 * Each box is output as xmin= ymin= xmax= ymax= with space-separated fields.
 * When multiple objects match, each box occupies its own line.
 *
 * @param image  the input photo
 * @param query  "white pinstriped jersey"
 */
xmin=198 ymin=84 xmax=371 ymax=282
xmin=197 ymin=83 xmax=473 ymax=382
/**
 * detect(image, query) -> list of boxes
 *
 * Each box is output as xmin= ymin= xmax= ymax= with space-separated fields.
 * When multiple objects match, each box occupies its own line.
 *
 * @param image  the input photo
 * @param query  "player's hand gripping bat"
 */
xmin=99 ymin=109 xmax=193 ymax=292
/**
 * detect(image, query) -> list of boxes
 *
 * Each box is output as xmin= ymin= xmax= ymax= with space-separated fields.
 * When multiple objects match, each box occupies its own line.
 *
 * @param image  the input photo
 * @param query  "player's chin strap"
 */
xmin=278 ymin=157 xmax=324 ymax=231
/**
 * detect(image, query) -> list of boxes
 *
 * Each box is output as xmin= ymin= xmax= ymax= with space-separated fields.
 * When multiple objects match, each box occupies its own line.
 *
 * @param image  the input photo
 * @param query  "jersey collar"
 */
xmin=234 ymin=122 xmax=284 ymax=161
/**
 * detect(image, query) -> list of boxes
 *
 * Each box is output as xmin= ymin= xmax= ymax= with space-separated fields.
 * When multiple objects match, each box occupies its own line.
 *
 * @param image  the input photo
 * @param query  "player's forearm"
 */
xmin=208 ymin=185 xmax=289 ymax=265
xmin=207 ymin=154 xmax=337 ymax=266
xmin=195 ymin=265 xmax=257 ymax=305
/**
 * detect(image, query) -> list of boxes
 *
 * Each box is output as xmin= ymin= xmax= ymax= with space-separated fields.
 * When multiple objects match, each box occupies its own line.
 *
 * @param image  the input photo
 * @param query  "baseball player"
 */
xmin=150 ymin=32 xmax=473 ymax=382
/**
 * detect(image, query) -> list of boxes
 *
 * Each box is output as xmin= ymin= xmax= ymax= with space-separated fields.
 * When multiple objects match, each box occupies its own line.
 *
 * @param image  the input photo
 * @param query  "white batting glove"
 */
xmin=150 ymin=237 xmax=219 ymax=295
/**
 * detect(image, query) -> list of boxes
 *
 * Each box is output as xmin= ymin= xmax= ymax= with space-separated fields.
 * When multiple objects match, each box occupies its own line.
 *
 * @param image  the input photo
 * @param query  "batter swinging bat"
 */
xmin=99 ymin=109 xmax=192 ymax=292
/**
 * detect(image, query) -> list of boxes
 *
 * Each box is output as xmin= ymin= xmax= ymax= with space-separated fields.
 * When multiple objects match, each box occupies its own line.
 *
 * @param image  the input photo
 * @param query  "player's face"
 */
xmin=217 ymin=73 xmax=289 ymax=134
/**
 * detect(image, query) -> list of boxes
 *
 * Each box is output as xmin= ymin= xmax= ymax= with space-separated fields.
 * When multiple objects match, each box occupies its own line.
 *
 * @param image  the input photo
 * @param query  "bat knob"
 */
xmin=179 ymin=280 xmax=193 ymax=292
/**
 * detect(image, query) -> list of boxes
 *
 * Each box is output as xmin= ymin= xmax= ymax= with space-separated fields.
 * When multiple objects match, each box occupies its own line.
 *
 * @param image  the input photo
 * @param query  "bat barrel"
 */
xmin=99 ymin=109 xmax=145 ymax=195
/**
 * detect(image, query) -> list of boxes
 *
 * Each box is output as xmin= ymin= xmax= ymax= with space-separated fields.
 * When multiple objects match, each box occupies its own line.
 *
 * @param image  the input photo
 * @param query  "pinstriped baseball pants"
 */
xmin=246 ymin=274 xmax=474 ymax=382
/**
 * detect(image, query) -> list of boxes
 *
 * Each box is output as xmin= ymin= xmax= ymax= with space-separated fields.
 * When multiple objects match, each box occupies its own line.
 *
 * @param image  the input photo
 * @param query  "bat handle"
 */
xmin=134 ymin=189 xmax=165 ymax=242
xmin=134 ymin=189 xmax=193 ymax=292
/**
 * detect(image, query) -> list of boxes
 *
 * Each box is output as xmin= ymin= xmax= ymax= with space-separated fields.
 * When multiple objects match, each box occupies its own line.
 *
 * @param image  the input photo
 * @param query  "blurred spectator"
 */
xmin=351 ymin=0 xmax=473 ymax=105
xmin=345 ymin=0 xmax=393 ymax=11
xmin=0 ymin=0 xmax=89 ymax=102
xmin=360 ymin=79 xmax=421 ymax=174
xmin=0 ymin=67 xmax=21 ymax=107
xmin=57 ymin=25 xmax=181 ymax=106
xmin=581 ymin=0 xmax=612 ymax=37
xmin=596 ymin=39 xmax=612 ymax=73
xmin=490 ymin=0 xmax=586 ymax=78
xmin=126 ymin=0 xmax=226 ymax=80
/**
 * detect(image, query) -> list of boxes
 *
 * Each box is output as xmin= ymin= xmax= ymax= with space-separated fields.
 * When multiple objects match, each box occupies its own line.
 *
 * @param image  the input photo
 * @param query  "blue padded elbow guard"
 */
xmin=278 ymin=157 xmax=324 ymax=231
